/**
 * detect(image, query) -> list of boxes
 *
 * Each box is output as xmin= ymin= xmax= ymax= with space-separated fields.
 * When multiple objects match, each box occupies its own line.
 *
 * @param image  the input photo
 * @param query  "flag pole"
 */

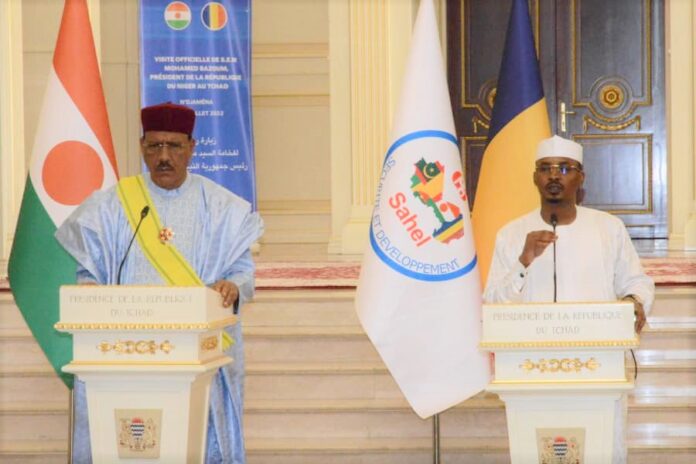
xmin=68 ymin=387 xmax=74 ymax=463
xmin=433 ymin=413 xmax=441 ymax=463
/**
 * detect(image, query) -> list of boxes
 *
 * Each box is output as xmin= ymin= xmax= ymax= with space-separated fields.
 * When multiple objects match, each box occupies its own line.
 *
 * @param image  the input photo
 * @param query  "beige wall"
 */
xmin=667 ymin=0 xmax=696 ymax=248
xmin=252 ymin=0 xmax=331 ymax=242
xmin=21 ymin=0 xmax=62 ymax=170
xmin=252 ymin=0 xmax=330 ymax=203
xmin=0 ymin=0 xmax=24 ymax=271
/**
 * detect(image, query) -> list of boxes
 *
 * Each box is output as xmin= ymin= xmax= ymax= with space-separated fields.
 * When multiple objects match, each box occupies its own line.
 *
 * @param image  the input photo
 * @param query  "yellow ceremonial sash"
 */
xmin=116 ymin=175 xmax=203 ymax=286
xmin=116 ymin=175 xmax=234 ymax=350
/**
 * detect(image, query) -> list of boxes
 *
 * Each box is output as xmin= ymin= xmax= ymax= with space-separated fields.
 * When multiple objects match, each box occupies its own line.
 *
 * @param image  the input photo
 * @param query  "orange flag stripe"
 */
xmin=53 ymin=0 xmax=118 ymax=177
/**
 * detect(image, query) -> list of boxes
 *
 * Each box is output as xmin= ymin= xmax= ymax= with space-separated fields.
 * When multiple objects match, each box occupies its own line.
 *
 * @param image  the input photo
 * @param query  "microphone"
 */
xmin=117 ymin=206 xmax=150 ymax=285
xmin=550 ymin=213 xmax=558 ymax=303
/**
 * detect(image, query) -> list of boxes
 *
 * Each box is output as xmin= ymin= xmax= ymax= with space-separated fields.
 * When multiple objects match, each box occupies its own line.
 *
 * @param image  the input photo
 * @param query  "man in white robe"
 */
xmin=484 ymin=135 xmax=654 ymax=464
xmin=56 ymin=102 xmax=262 ymax=463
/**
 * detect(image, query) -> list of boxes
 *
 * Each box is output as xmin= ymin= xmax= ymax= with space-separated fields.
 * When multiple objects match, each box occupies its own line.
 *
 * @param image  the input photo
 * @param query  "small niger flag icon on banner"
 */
xmin=202 ymin=2 xmax=228 ymax=31
xmin=165 ymin=1 xmax=191 ymax=30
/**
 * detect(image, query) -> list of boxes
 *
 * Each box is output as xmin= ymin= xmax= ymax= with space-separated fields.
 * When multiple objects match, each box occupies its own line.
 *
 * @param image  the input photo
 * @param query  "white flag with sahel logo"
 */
xmin=355 ymin=0 xmax=490 ymax=419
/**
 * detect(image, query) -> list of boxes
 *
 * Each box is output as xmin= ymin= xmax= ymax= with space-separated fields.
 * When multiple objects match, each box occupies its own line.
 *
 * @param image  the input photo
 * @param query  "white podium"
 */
xmin=55 ymin=286 xmax=235 ymax=463
xmin=481 ymin=301 xmax=638 ymax=464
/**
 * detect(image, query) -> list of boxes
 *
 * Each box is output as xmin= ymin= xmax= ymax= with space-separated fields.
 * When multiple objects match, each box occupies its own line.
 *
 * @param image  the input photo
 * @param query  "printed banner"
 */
xmin=139 ymin=0 xmax=256 ymax=207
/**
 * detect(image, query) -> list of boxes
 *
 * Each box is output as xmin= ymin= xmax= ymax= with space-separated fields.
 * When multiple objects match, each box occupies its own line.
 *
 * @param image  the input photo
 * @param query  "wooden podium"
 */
xmin=55 ymin=286 xmax=235 ymax=463
xmin=481 ymin=301 xmax=638 ymax=464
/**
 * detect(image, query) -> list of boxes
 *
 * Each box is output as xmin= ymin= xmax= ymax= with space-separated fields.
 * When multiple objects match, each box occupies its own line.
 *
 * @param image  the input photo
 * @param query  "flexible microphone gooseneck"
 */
xmin=117 ymin=206 xmax=150 ymax=285
xmin=550 ymin=213 xmax=558 ymax=303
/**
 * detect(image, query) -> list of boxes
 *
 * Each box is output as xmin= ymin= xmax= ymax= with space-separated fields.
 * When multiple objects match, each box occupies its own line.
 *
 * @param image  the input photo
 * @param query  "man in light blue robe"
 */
xmin=56 ymin=102 xmax=262 ymax=463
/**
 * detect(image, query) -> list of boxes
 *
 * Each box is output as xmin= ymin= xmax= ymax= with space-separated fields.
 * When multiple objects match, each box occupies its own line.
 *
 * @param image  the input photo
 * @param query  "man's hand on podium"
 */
xmin=211 ymin=280 xmax=239 ymax=308
xmin=623 ymin=294 xmax=646 ymax=334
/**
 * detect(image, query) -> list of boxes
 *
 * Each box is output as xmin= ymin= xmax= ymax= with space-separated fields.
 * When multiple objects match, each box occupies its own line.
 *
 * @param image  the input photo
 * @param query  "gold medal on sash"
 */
xmin=159 ymin=227 xmax=174 ymax=244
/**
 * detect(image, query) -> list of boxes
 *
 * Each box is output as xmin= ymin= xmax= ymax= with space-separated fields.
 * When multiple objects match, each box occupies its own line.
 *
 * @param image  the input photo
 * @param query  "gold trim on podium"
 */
xmin=69 ymin=355 xmax=230 ymax=367
xmin=200 ymin=336 xmax=219 ymax=351
xmin=480 ymin=338 xmax=638 ymax=349
xmin=520 ymin=357 xmax=601 ymax=373
xmin=55 ymin=317 xmax=237 ymax=331
xmin=97 ymin=340 xmax=175 ymax=355
xmin=491 ymin=378 xmax=630 ymax=385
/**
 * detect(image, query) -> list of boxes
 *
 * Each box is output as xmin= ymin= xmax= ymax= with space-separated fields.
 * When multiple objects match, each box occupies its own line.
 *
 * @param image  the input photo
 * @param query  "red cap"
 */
xmin=141 ymin=102 xmax=195 ymax=137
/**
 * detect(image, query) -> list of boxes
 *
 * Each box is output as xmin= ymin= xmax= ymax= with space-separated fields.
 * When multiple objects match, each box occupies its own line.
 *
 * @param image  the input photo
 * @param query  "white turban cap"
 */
xmin=536 ymin=135 xmax=583 ymax=164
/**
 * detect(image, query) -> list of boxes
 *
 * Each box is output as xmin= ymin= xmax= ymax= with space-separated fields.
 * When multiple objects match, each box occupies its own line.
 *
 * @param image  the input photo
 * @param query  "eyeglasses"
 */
xmin=535 ymin=163 xmax=582 ymax=176
xmin=142 ymin=141 xmax=187 ymax=155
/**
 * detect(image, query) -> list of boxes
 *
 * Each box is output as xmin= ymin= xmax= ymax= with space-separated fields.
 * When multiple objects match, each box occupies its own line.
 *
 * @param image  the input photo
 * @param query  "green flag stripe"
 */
xmin=8 ymin=178 xmax=74 ymax=389
xmin=167 ymin=19 xmax=189 ymax=28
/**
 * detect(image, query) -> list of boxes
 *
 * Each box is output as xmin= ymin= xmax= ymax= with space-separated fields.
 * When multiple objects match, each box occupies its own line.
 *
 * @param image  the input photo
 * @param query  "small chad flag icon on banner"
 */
xmin=355 ymin=0 xmax=490 ymax=418
xmin=202 ymin=2 xmax=228 ymax=31
xmin=8 ymin=0 xmax=119 ymax=388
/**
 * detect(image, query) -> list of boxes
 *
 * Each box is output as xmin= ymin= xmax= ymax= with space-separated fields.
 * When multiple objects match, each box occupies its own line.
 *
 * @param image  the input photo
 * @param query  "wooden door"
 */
xmin=447 ymin=0 xmax=666 ymax=238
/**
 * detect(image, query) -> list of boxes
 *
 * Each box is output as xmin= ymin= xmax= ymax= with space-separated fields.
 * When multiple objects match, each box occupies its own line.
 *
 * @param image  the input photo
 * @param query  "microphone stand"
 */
xmin=551 ymin=213 xmax=558 ymax=303
xmin=117 ymin=206 xmax=150 ymax=285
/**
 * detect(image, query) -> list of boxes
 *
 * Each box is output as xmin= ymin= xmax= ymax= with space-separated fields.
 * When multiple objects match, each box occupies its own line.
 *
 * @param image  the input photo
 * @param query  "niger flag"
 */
xmin=471 ymin=0 xmax=550 ymax=284
xmin=8 ymin=0 xmax=119 ymax=388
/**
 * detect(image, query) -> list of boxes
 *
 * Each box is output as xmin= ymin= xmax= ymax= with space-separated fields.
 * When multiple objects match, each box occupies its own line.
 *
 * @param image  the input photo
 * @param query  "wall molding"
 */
xmin=666 ymin=0 xmax=696 ymax=249
xmin=0 ymin=0 xmax=25 ymax=274
xmin=259 ymin=199 xmax=330 ymax=215
xmin=259 ymin=199 xmax=331 ymax=244
xmin=252 ymin=95 xmax=329 ymax=107
xmin=253 ymin=42 xmax=328 ymax=59
xmin=329 ymin=0 xmax=417 ymax=254
xmin=252 ymin=42 xmax=329 ymax=107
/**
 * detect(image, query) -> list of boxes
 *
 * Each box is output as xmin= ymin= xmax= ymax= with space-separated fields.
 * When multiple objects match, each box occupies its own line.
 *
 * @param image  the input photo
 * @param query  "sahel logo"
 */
xmin=370 ymin=130 xmax=477 ymax=281
xmin=201 ymin=2 xmax=229 ymax=31
xmin=411 ymin=158 xmax=464 ymax=244
xmin=164 ymin=2 xmax=191 ymax=31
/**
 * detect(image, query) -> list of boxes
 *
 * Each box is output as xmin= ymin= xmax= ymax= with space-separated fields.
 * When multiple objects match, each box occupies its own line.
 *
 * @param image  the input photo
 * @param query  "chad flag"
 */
xmin=471 ymin=0 xmax=550 ymax=284
xmin=202 ymin=2 xmax=228 ymax=31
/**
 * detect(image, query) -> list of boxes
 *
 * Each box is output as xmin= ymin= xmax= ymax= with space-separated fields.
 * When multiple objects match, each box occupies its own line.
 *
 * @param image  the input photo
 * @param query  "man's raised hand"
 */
xmin=519 ymin=230 xmax=557 ymax=268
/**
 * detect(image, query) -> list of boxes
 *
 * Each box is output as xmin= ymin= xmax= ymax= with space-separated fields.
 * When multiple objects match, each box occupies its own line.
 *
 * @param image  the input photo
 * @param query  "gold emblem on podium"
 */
xmin=115 ymin=409 xmax=162 ymax=458
xmin=536 ymin=428 xmax=585 ymax=464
